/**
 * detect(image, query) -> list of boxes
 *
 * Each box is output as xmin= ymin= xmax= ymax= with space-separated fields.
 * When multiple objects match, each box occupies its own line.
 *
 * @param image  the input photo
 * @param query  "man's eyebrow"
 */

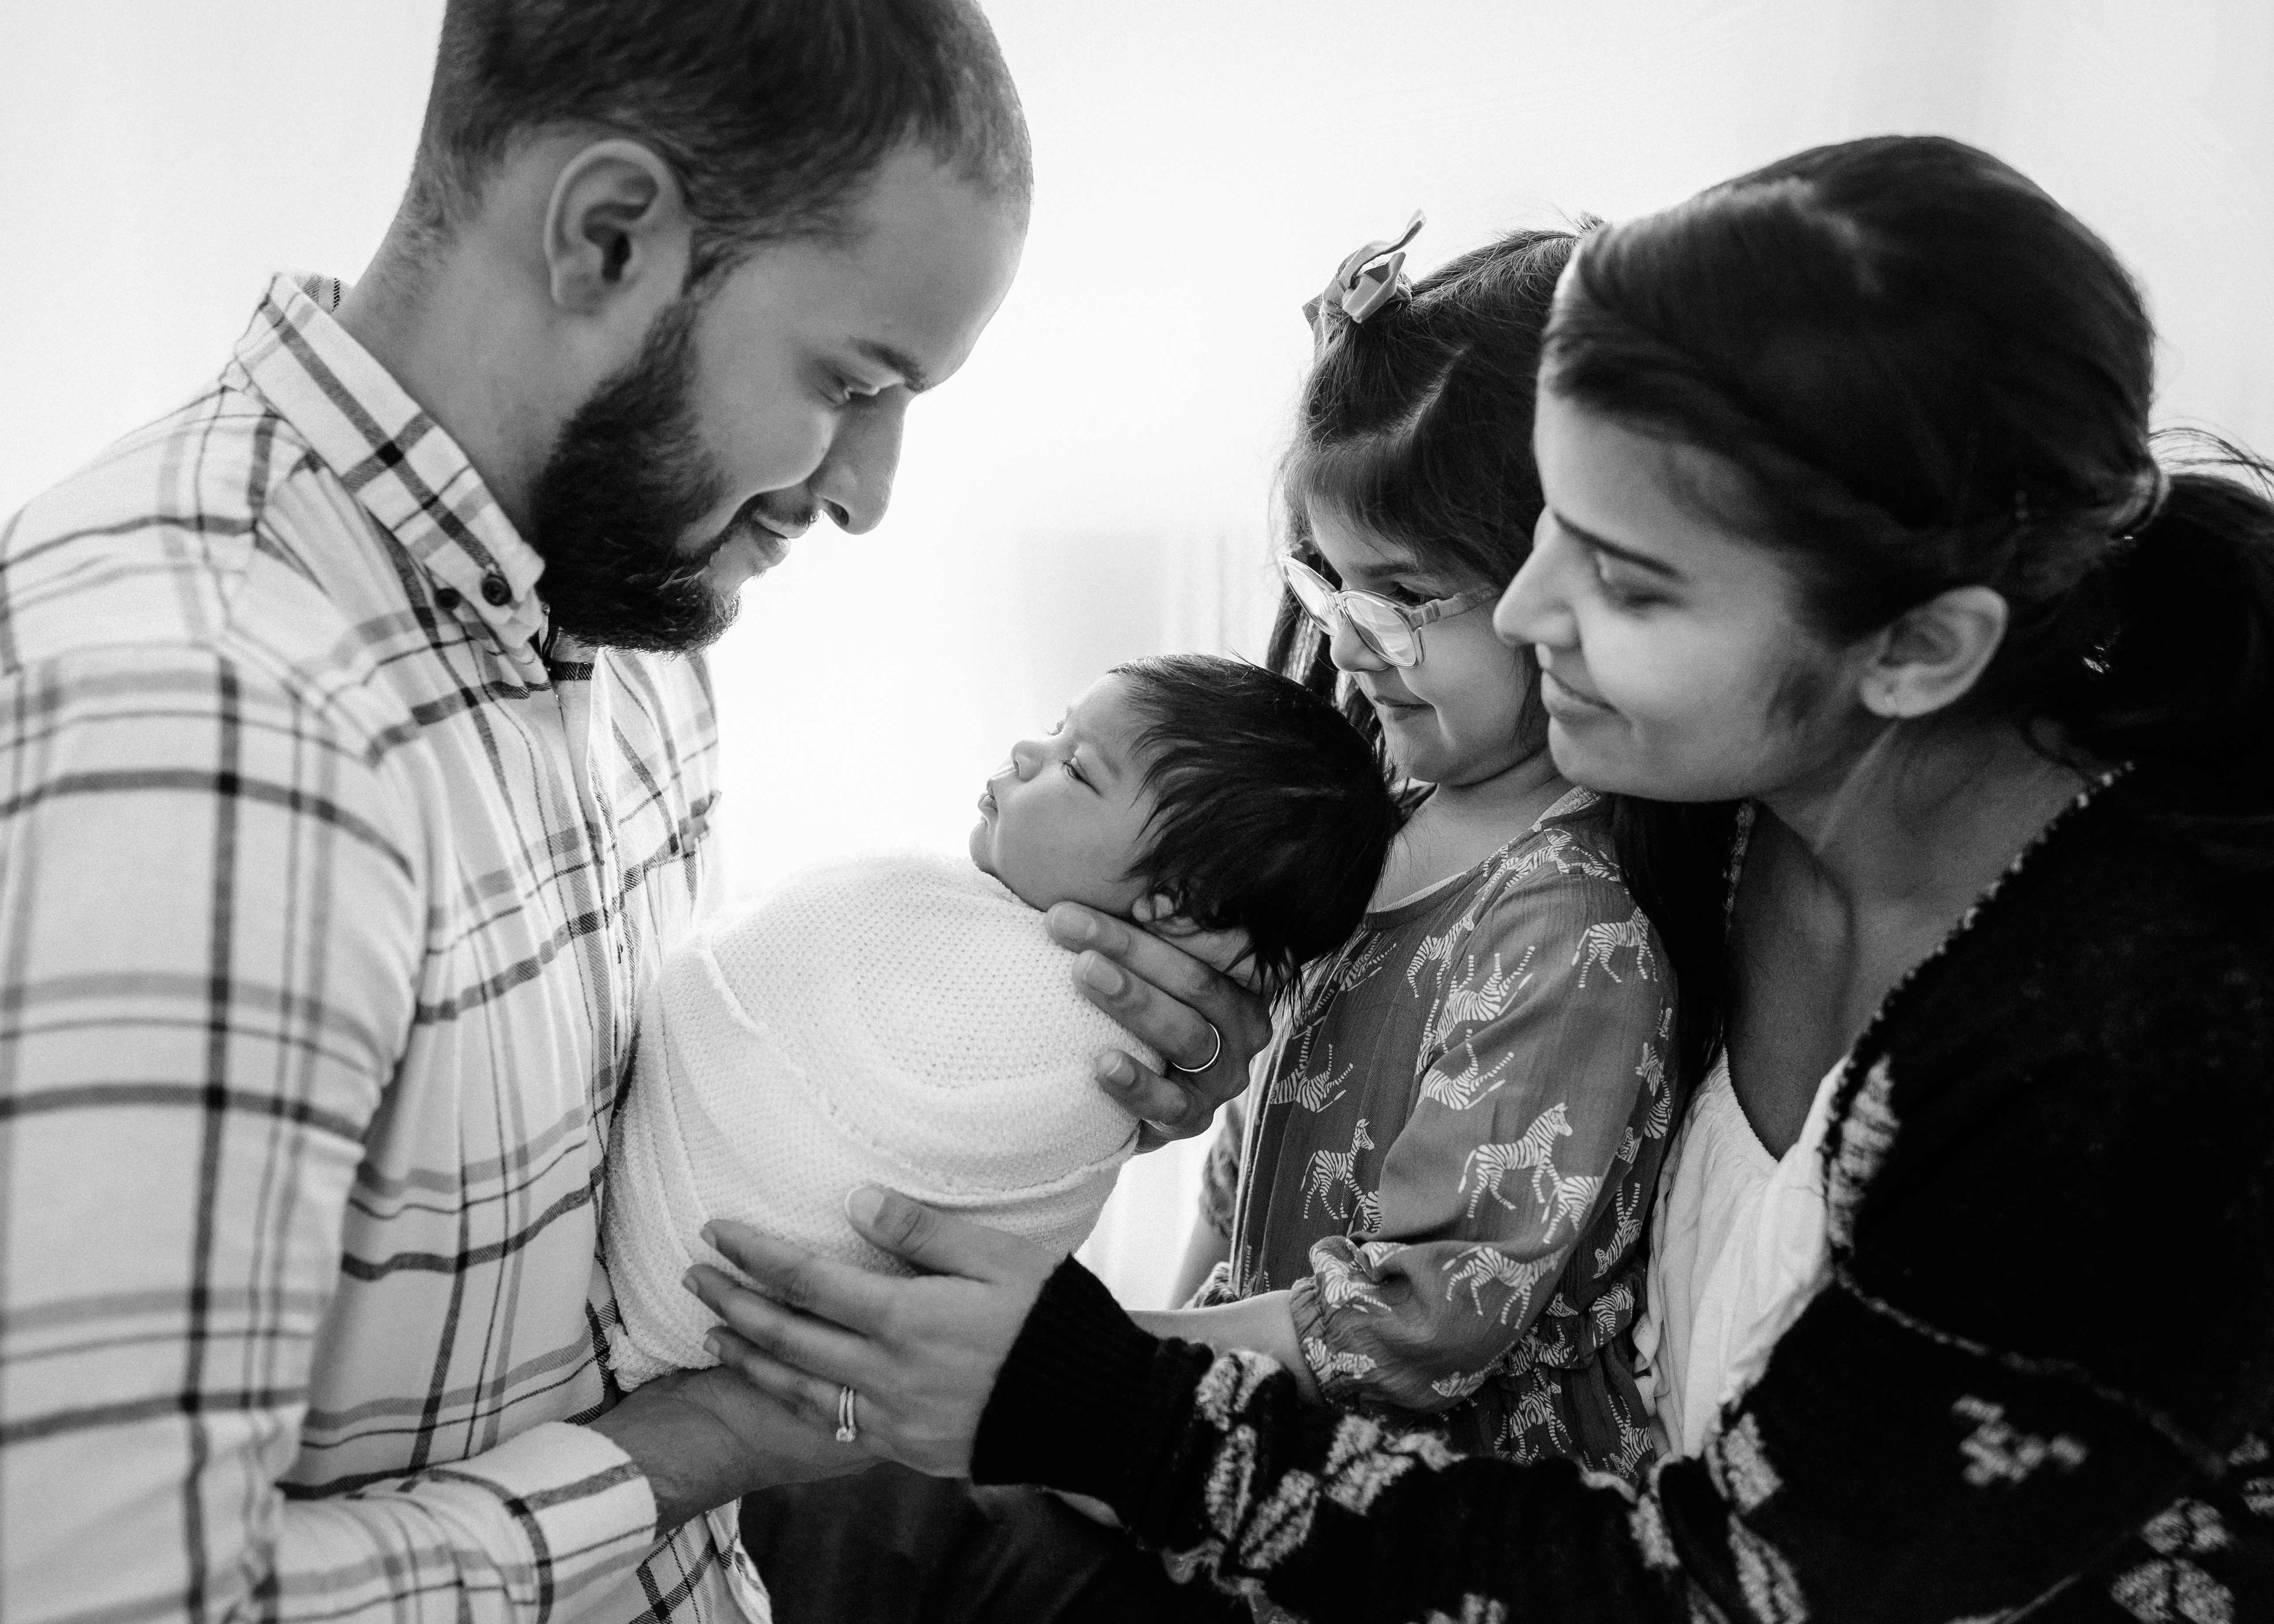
xmin=855 ymin=339 xmax=933 ymax=394
xmin=1549 ymin=508 xmax=1682 ymax=578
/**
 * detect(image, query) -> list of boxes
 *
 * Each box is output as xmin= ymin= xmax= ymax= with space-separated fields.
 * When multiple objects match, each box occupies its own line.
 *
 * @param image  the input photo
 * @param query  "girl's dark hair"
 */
xmin=1547 ymin=134 xmax=2274 ymax=854
xmin=1264 ymin=223 xmax=1729 ymax=1083
xmin=1267 ymin=226 xmax=1581 ymax=755
xmin=1112 ymin=655 xmax=1399 ymax=1003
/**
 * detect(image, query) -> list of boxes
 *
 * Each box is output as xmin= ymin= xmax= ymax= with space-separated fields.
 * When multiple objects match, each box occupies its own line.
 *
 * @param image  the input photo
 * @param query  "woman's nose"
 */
xmin=1324 ymin=608 xmax=1387 ymax=673
xmin=1494 ymin=543 xmax=1570 ymax=650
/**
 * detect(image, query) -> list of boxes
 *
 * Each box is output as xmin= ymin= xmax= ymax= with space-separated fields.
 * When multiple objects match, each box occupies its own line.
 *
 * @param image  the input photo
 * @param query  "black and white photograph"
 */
xmin=2 ymin=4 xmax=2270 ymax=1621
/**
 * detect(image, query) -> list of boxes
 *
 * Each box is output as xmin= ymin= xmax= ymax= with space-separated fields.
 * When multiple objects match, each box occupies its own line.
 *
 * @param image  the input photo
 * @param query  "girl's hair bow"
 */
xmin=1303 ymin=210 xmax=1426 ymax=351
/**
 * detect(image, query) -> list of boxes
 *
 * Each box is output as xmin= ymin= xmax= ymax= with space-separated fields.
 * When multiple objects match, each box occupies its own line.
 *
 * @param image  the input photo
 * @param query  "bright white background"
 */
xmin=5 ymin=1 xmax=2269 ymax=1305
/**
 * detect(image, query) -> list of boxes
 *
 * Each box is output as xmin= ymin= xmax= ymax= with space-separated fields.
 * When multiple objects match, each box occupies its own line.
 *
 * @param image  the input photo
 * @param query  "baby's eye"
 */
xmin=1060 ymin=755 xmax=1089 ymax=786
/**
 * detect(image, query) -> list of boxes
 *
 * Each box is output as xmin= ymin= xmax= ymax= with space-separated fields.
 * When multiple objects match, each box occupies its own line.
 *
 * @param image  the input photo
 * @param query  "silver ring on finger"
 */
xmin=1167 ymin=1019 xmax=1224 ymax=1076
xmin=835 ymin=1384 xmax=860 ymax=1444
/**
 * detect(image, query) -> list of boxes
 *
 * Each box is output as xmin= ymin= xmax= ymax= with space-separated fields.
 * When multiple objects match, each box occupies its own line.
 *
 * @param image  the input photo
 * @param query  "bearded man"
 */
xmin=0 ymin=5 xmax=1101 ymax=1620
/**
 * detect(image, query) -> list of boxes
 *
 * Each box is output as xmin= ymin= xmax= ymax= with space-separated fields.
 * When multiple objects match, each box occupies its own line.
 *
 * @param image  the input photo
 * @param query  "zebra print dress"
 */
xmin=1200 ymin=785 xmax=1679 ymax=1478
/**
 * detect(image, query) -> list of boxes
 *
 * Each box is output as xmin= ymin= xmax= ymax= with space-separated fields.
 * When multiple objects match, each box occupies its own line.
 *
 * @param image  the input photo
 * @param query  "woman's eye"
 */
xmin=1591 ymin=555 xmax=1663 ymax=611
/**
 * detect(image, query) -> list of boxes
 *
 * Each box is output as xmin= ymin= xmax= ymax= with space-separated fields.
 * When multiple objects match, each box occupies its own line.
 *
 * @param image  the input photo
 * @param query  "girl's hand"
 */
xmin=1045 ymin=901 xmax=1270 ymax=1150
xmin=687 ymin=1189 xmax=1056 ymax=1478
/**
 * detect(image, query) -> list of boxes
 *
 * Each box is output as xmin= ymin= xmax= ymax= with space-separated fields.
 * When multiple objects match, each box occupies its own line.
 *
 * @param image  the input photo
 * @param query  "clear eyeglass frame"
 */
xmin=1277 ymin=551 xmax=1496 ymax=669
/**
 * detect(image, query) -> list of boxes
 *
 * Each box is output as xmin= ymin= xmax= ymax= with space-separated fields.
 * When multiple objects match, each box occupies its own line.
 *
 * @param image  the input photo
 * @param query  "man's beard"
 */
xmin=526 ymin=294 xmax=741 ymax=655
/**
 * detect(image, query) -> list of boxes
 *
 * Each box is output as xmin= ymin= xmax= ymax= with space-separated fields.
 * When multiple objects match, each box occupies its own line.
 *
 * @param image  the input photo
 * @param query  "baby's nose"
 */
xmin=1007 ymin=739 xmax=1042 ymax=778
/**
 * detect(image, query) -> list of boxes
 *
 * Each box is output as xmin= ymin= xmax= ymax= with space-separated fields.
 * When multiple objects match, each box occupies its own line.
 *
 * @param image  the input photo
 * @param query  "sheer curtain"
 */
xmin=4 ymin=0 xmax=2267 ymax=1306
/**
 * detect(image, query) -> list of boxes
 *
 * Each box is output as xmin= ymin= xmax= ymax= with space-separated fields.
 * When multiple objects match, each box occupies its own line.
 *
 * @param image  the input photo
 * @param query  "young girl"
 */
xmin=1158 ymin=223 xmax=1716 ymax=1480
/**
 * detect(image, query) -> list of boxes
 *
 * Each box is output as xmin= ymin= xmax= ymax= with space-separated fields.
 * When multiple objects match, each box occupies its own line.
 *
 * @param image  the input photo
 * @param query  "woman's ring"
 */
xmin=1168 ymin=1020 xmax=1224 ymax=1076
xmin=835 ymin=1384 xmax=859 ymax=1445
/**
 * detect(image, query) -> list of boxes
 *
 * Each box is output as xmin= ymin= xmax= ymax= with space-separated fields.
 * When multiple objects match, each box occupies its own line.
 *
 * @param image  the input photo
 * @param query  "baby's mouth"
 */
xmin=977 ymin=788 xmax=997 ymax=818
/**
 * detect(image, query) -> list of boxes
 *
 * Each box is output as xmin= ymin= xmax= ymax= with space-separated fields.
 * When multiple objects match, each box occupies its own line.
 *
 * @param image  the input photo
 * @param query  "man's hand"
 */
xmin=1045 ymin=902 xmax=1271 ymax=1149
xmin=589 ymin=1359 xmax=869 ymax=1536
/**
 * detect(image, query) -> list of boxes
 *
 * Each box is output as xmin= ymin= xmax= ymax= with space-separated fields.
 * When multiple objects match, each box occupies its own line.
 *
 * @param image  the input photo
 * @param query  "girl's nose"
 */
xmin=1324 ymin=608 xmax=1388 ymax=673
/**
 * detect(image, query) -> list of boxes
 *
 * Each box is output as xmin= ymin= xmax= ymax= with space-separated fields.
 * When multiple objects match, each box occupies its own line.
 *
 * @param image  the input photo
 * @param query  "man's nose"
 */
xmin=807 ymin=396 xmax=908 ymax=535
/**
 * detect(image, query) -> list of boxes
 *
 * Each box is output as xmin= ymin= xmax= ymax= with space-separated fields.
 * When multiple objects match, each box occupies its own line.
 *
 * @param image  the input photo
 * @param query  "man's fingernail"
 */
xmin=1095 ymin=1055 xmax=1130 ymax=1088
xmin=845 ymin=1186 xmax=884 ymax=1226
xmin=704 ymin=1331 xmax=723 ymax=1358
xmin=683 ymin=1268 xmax=702 ymax=1293
xmin=1054 ymin=906 xmax=1098 ymax=943
xmin=700 ymin=1223 xmax=719 ymax=1249
xmin=1081 ymin=957 xmax=1126 ymax=996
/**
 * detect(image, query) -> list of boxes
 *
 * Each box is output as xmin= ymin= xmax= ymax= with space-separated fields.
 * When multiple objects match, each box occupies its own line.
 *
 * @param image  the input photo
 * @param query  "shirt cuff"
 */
xmin=1286 ymin=1276 xmax=1346 ymax=1394
xmin=411 ymin=1421 xmax=663 ymax=1605
xmin=970 ymin=1258 xmax=1163 ymax=1505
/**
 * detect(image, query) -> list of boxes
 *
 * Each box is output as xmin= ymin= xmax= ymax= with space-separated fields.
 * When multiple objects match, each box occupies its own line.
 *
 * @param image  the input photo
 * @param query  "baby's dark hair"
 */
xmin=1111 ymin=654 xmax=1397 ymax=1001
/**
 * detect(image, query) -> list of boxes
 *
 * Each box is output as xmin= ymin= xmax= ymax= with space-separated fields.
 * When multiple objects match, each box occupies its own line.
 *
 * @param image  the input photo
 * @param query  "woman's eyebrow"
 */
xmin=1550 ymin=508 xmax=1683 ymax=579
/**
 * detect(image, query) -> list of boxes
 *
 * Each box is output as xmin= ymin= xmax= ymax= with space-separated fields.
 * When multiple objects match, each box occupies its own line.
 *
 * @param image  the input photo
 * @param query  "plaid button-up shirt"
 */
xmin=0 ymin=274 xmax=738 ymax=1623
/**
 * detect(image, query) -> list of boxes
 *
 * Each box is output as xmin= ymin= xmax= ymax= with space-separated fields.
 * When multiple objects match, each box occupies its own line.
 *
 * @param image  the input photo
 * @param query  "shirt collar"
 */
xmin=1535 ymin=784 xmax=1603 ymax=826
xmin=231 ymin=273 xmax=548 ymax=652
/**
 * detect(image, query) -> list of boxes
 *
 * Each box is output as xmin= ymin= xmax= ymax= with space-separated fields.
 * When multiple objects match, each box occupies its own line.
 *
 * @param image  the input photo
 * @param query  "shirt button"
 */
xmin=434 ymin=586 xmax=462 ymax=610
xmin=481 ymin=573 xmax=512 ymax=607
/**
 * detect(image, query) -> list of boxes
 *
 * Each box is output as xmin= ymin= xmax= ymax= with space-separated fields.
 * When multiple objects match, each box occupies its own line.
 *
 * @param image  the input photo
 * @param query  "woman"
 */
xmin=695 ymin=136 xmax=2274 ymax=1621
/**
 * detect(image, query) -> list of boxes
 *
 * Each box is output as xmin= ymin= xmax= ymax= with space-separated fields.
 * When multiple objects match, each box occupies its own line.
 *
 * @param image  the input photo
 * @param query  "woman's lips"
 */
xmin=1539 ymin=668 xmax=1615 ymax=718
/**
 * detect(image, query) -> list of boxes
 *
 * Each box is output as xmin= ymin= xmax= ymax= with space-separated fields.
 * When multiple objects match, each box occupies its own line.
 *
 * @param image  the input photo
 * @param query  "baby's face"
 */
xmin=970 ymin=674 xmax=1161 ymax=914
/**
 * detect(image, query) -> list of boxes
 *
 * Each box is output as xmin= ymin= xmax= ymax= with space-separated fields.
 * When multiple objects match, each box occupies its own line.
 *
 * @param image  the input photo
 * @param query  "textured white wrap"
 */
xmin=604 ymin=850 xmax=1151 ymax=1388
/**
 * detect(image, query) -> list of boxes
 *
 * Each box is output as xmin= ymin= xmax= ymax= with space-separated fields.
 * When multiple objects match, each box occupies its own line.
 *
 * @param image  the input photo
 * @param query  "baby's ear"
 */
xmin=1131 ymin=891 xmax=1188 ymax=930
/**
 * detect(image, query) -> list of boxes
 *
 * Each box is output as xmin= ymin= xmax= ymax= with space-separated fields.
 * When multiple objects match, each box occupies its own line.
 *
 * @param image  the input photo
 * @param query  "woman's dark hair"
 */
xmin=1266 ymin=223 xmax=1731 ymax=1083
xmin=1546 ymin=134 xmax=2274 ymax=854
xmin=1111 ymin=655 xmax=1400 ymax=1003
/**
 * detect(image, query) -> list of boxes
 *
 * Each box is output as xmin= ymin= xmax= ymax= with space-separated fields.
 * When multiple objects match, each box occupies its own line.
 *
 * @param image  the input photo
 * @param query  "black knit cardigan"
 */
xmin=972 ymin=768 xmax=2274 ymax=1622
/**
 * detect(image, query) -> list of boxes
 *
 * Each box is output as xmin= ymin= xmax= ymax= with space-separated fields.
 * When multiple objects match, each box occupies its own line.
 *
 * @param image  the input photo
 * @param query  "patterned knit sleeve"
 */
xmin=975 ymin=1253 xmax=2272 ymax=1624
xmin=1288 ymin=862 xmax=1672 ymax=1410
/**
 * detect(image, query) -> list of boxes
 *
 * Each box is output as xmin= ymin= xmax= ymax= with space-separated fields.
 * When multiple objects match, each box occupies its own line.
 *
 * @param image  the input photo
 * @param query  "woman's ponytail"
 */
xmin=2064 ymin=444 xmax=2274 ymax=848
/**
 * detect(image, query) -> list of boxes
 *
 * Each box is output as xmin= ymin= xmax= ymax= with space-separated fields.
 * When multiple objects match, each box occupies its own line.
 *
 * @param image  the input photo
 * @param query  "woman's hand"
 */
xmin=687 ymin=1188 xmax=1057 ymax=1478
xmin=1046 ymin=901 xmax=1271 ymax=1150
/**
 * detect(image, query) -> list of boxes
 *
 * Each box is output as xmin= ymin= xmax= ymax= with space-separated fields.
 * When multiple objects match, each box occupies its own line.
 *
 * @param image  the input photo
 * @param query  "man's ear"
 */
xmin=1857 ymin=584 xmax=2009 ymax=721
xmin=541 ymin=138 xmax=691 ymax=317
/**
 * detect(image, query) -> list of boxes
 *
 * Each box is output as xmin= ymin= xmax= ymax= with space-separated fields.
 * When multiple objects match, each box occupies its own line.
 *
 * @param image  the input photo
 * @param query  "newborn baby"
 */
xmin=605 ymin=653 xmax=1397 ymax=1387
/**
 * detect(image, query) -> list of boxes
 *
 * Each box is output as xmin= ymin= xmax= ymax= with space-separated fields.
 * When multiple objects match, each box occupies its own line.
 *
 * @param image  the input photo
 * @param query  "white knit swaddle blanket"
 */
xmin=605 ymin=849 xmax=1152 ymax=1388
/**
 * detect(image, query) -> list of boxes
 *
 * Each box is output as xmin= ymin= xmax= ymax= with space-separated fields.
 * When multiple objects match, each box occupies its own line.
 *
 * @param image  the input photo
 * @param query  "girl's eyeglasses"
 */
xmin=1278 ymin=552 xmax=1496 ymax=669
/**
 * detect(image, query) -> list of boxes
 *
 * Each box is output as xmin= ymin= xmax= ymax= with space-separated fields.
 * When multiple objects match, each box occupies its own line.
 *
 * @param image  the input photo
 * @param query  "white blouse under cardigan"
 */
xmin=1632 ymin=1053 xmax=1849 ymax=1458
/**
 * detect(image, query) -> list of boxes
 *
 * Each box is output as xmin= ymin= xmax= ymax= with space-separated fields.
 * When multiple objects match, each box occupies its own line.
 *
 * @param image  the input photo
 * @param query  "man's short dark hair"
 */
xmin=407 ymin=0 xmax=1032 ymax=282
xmin=1113 ymin=655 xmax=1400 ymax=1001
